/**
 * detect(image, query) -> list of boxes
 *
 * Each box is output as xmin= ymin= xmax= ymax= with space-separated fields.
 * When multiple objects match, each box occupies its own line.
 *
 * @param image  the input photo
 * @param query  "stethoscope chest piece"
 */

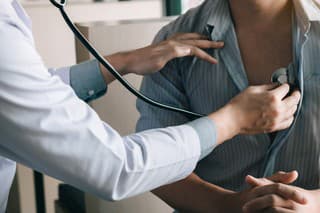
xmin=271 ymin=68 xmax=288 ymax=84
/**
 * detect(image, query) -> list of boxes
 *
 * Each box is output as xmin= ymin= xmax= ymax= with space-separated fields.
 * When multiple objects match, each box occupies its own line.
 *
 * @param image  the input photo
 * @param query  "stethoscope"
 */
xmin=49 ymin=0 xmax=204 ymax=118
xmin=49 ymin=0 xmax=296 ymax=119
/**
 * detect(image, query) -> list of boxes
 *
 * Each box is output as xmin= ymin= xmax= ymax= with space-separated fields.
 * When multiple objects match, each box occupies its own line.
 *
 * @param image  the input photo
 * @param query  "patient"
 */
xmin=137 ymin=0 xmax=320 ymax=212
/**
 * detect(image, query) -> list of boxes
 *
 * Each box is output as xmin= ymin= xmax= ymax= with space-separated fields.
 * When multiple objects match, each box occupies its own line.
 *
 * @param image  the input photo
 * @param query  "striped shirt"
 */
xmin=137 ymin=0 xmax=320 ymax=191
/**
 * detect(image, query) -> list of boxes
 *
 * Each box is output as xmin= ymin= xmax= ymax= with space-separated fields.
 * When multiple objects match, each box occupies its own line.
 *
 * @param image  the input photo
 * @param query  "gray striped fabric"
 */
xmin=136 ymin=0 xmax=320 ymax=192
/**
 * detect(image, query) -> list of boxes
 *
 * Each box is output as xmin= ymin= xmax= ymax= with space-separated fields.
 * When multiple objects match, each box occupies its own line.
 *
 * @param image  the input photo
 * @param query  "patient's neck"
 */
xmin=229 ymin=0 xmax=292 ymax=31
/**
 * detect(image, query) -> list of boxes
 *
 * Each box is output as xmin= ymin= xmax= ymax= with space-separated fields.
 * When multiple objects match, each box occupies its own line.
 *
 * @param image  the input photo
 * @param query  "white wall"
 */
xmin=15 ymin=1 xmax=163 ymax=213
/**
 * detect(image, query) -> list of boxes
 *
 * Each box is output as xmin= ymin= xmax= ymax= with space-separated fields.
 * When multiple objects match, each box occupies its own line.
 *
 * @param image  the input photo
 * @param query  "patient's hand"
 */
xmin=242 ymin=172 xmax=320 ymax=213
xmin=102 ymin=32 xmax=224 ymax=82
xmin=221 ymin=171 xmax=302 ymax=213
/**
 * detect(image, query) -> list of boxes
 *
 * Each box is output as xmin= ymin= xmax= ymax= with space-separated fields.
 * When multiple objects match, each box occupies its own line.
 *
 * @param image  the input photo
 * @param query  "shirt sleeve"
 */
xmin=48 ymin=60 xmax=107 ymax=102
xmin=0 ymin=15 xmax=214 ymax=201
xmin=136 ymin=26 xmax=218 ymax=160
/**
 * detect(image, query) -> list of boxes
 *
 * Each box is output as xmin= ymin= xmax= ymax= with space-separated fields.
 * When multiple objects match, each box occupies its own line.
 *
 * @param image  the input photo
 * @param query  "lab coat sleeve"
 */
xmin=0 ymin=17 xmax=216 ymax=200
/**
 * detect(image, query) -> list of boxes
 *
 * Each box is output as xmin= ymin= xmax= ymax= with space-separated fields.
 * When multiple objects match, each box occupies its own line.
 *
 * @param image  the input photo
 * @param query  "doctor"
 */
xmin=0 ymin=0 xmax=301 ymax=212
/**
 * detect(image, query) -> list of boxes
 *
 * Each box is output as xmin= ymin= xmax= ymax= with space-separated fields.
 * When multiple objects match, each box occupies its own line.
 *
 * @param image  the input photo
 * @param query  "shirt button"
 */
xmin=88 ymin=90 xmax=95 ymax=96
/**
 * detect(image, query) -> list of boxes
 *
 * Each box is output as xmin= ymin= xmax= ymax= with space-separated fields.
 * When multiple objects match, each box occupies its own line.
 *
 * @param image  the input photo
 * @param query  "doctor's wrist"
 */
xmin=208 ymin=105 xmax=240 ymax=145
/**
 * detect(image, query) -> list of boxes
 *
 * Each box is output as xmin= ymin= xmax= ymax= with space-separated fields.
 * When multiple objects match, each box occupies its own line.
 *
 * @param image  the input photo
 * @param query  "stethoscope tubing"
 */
xmin=50 ymin=0 xmax=203 ymax=118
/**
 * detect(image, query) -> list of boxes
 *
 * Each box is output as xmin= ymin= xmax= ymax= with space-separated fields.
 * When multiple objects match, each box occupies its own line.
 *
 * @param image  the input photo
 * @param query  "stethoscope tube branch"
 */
xmin=53 ymin=2 xmax=204 ymax=118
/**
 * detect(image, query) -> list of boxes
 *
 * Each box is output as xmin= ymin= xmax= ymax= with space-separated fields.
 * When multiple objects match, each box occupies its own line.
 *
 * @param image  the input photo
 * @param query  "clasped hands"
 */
xmin=228 ymin=171 xmax=320 ymax=213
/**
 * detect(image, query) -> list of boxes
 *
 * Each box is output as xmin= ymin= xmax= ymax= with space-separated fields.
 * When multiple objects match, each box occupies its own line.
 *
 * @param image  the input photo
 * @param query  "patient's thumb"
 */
xmin=245 ymin=171 xmax=299 ymax=187
xmin=267 ymin=171 xmax=299 ymax=184
xmin=245 ymin=175 xmax=271 ymax=187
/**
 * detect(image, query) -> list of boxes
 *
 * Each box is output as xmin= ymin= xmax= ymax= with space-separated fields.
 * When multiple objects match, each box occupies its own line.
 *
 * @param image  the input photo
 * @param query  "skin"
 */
xmin=137 ymin=0 xmax=310 ymax=212
xmin=242 ymin=173 xmax=320 ymax=213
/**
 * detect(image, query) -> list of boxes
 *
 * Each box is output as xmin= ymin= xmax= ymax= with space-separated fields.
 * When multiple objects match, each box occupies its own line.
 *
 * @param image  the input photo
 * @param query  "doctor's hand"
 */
xmin=100 ymin=33 xmax=224 ymax=83
xmin=208 ymin=84 xmax=301 ymax=144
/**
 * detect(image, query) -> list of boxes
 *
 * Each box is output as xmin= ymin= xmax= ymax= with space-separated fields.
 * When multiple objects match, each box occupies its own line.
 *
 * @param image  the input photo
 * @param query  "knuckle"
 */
xmin=288 ymin=200 xmax=297 ymax=210
xmin=268 ymin=123 xmax=277 ymax=132
xmin=290 ymin=189 xmax=299 ymax=198
xmin=271 ymin=109 xmax=281 ymax=118
xmin=171 ymin=46 xmax=180 ymax=56
xmin=274 ymin=183 xmax=282 ymax=192
xmin=167 ymin=41 xmax=178 ymax=50
xmin=269 ymin=94 xmax=278 ymax=104
xmin=154 ymin=60 xmax=164 ymax=70
xmin=268 ymin=195 xmax=277 ymax=206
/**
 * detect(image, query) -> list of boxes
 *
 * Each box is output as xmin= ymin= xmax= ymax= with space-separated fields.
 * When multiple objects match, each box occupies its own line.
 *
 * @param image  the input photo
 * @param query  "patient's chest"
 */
xmin=236 ymin=31 xmax=293 ymax=85
xmin=182 ymin=36 xmax=320 ymax=191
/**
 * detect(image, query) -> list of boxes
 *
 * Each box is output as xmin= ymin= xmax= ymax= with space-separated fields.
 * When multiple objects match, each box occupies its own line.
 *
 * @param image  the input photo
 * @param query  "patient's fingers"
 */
xmin=251 ymin=183 xmax=307 ymax=204
xmin=246 ymin=175 xmax=273 ymax=187
xmin=166 ymin=44 xmax=218 ymax=64
xmin=246 ymin=171 xmax=298 ymax=188
xmin=267 ymin=171 xmax=298 ymax=184
xmin=243 ymin=194 xmax=295 ymax=213
xmin=188 ymin=46 xmax=219 ymax=64
xmin=170 ymin=32 xmax=208 ymax=40
xmin=180 ymin=40 xmax=224 ymax=49
xmin=262 ymin=208 xmax=294 ymax=213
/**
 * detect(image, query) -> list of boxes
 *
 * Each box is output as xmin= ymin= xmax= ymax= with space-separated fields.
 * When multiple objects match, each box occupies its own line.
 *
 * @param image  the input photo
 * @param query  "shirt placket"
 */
xmin=260 ymin=22 xmax=310 ymax=177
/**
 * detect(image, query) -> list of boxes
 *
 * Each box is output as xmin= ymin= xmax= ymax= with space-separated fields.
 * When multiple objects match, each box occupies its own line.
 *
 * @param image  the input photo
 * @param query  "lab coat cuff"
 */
xmin=188 ymin=117 xmax=217 ymax=160
xmin=70 ymin=59 xmax=107 ymax=102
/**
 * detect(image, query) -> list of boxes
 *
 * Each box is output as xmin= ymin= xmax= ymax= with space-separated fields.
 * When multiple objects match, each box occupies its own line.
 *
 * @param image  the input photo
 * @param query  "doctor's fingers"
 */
xmin=269 ymin=84 xmax=290 ymax=99
xmin=273 ymin=116 xmax=295 ymax=131
xmin=243 ymin=194 xmax=296 ymax=213
xmin=252 ymin=84 xmax=279 ymax=92
xmin=283 ymin=90 xmax=301 ymax=107
xmin=270 ymin=104 xmax=296 ymax=130
xmin=282 ymin=104 xmax=298 ymax=121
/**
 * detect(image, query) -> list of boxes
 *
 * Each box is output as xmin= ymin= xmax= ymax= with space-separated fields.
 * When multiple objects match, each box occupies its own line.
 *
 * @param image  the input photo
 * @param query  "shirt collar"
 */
xmin=293 ymin=0 xmax=320 ymax=33
xmin=205 ymin=0 xmax=232 ymax=41
xmin=205 ymin=0 xmax=320 ymax=37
